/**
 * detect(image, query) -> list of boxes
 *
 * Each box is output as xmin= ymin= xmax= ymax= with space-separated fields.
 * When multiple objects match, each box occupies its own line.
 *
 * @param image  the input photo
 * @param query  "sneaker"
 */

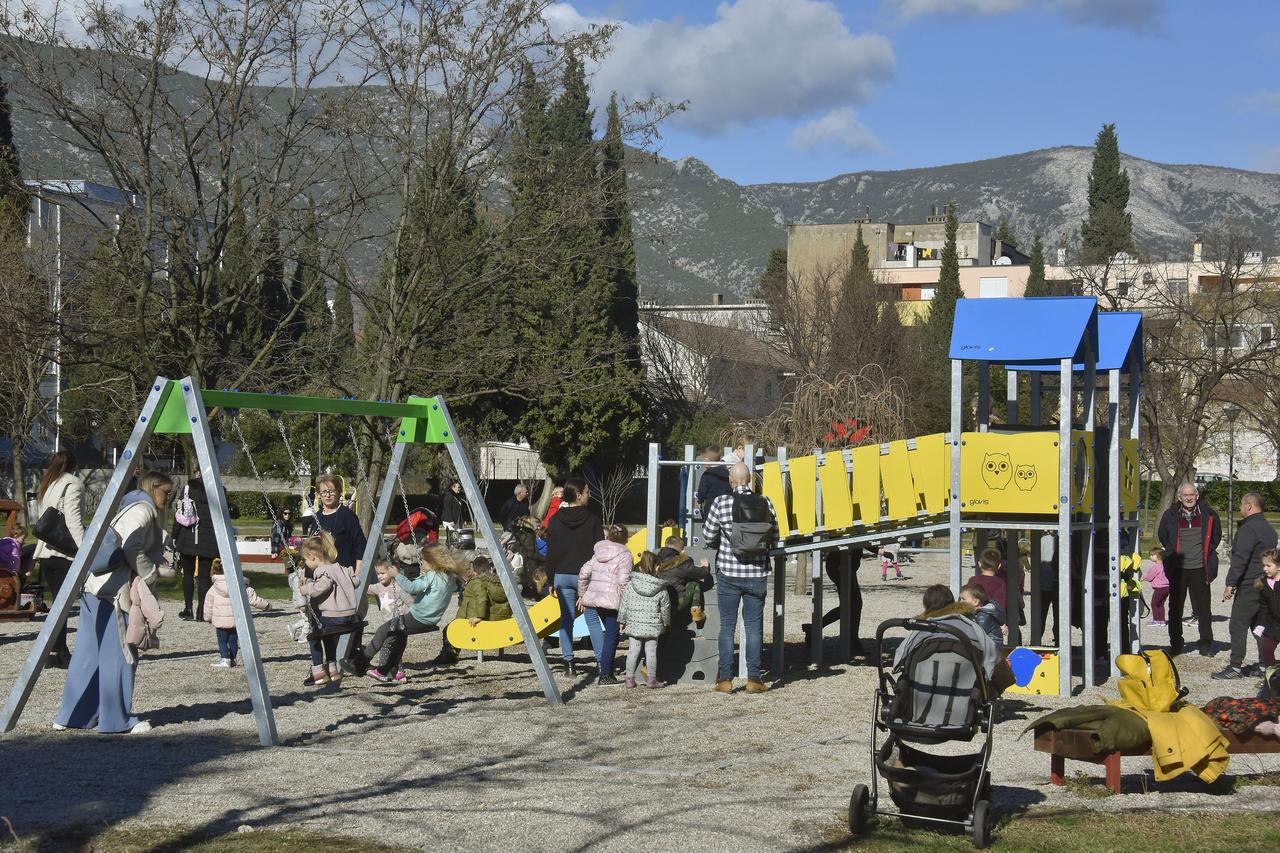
xmin=645 ymin=678 xmax=666 ymax=689
xmin=178 ymin=609 xmax=193 ymax=621
xmin=1211 ymin=665 xmax=1244 ymax=680
xmin=368 ymin=667 xmax=390 ymax=683
xmin=598 ymin=674 xmax=620 ymax=686
xmin=624 ymin=676 xmax=637 ymax=688
xmin=311 ymin=666 xmax=330 ymax=686
xmin=690 ymin=606 xmax=705 ymax=627
xmin=1146 ymin=620 xmax=1165 ymax=627
xmin=212 ymin=658 xmax=231 ymax=668
xmin=393 ymin=670 xmax=408 ymax=683
xmin=52 ymin=723 xmax=67 ymax=731
xmin=714 ymin=679 xmax=733 ymax=693
xmin=1241 ymin=663 xmax=1263 ymax=677
xmin=432 ymin=648 xmax=458 ymax=665
xmin=129 ymin=721 xmax=152 ymax=734
xmin=745 ymin=678 xmax=771 ymax=694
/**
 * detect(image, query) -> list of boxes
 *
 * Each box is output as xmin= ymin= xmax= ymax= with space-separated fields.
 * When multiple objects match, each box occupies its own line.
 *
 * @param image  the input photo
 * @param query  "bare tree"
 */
xmin=591 ymin=463 xmax=637 ymax=527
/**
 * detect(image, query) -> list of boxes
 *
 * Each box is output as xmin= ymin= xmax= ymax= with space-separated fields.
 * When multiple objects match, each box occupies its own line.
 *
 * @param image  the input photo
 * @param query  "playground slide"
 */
xmin=445 ymin=594 xmax=561 ymax=651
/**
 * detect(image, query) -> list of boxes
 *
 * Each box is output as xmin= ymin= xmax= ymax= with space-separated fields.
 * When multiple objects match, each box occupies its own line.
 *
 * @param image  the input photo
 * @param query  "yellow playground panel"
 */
xmin=1120 ymin=437 xmax=1139 ymax=513
xmin=627 ymin=526 xmax=679 ymax=562
xmin=445 ymin=594 xmax=561 ymax=651
xmin=959 ymin=432 xmax=1059 ymax=514
xmin=1004 ymin=646 xmax=1061 ymax=696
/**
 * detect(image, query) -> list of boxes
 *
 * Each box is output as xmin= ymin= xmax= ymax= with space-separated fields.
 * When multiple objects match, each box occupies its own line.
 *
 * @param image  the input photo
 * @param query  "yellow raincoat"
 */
xmin=1107 ymin=651 xmax=1230 ymax=783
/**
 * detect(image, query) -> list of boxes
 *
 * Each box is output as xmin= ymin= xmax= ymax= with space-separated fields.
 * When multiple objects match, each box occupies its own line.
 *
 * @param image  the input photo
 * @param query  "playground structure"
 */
xmin=0 ymin=379 xmax=561 ymax=747
xmin=647 ymin=297 xmax=1143 ymax=696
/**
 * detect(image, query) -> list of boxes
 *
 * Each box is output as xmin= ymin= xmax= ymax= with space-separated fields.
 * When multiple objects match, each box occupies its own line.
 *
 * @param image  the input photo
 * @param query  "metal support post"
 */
xmin=1108 ymin=368 xmax=1122 ymax=677
xmin=772 ymin=554 xmax=787 ymax=676
xmin=977 ymin=363 xmax=990 ymax=432
xmin=2 ymin=378 xmax=169 ymax=734
xmin=439 ymin=400 xmax=562 ymax=705
xmin=183 ymin=380 xmax=278 ymax=746
xmin=683 ymin=444 xmax=696 ymax=546
xmin=1082 ymin=350 xmax=1097 ymax=687
xmin=1007 ymin=369 xmax=1019 ymax=427
xmin=1057 ymin=358 xmax=1074 ymax=696
xmin=1127 ymin=353 xmax=1143 ymax=653
xmin=646 ymin=443 xmax=660 ymax=552
xmin=838 ymin=548 xmax=854 ymax=661
xmin=950 ymin=359 xmax=964 ymax=594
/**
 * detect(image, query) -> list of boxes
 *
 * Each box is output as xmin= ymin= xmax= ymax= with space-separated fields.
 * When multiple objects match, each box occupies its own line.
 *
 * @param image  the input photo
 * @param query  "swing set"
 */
xmin=0 ymin=378 xmax=562 ymax=747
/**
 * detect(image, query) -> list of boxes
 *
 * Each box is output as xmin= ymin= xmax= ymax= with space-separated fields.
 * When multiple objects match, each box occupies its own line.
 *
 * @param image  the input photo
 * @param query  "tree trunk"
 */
xmin=11 ymin=434 xmax=28 ymax=523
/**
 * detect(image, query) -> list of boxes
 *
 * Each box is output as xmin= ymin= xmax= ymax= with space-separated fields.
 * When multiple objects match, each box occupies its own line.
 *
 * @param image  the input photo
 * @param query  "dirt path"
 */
xmin=1 ymin=552 xmax=1275 ymax=851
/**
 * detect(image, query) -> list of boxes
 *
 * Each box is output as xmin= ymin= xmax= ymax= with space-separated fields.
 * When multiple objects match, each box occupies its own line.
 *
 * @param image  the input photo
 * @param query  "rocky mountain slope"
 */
xmin=630 ymin=147 xmax=1280 ymax=302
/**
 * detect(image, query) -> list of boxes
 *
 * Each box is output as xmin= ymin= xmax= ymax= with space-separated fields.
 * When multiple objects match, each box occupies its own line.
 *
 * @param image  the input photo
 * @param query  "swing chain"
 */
xmin=231 ymin=413 xmax=299 ymax=573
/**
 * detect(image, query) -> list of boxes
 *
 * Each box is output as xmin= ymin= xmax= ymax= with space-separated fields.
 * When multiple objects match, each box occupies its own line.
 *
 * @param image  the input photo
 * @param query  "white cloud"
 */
xmin=886 ymin=0 xmax=1164 ymax=31
xmin=548 ymin=0 xmax=895 ymax=134
xmin=787 ymin=107 xmax=883 ymax=153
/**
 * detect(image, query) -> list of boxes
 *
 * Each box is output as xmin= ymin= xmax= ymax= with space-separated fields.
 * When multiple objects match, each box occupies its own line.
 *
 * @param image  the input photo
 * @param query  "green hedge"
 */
xmin=1144 ymin=480 xmax=1280 ymax=512
xmin=223 ymin=491 xmax=301 ymax=518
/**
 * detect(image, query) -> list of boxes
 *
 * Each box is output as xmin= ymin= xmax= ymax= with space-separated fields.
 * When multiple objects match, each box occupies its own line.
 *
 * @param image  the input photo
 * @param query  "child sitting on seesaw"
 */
xmin=343 ymin=543 xmax=470 ymax=682
xmin=203 ymin=557 xmax=272 ymax=668
xmin=621 ymin=551 xmax=672 ymax=688
xmin=299 ymin=531 xmax=360 ymax=687
xmin=458 ymin=555 xmax=514 ymax=657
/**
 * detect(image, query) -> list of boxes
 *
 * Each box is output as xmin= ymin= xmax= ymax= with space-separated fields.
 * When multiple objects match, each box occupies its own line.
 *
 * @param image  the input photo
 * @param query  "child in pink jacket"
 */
xmin=203 ymin=558 xmax=272 ymax=667
xmin=578 ymin=523 xmax=633 ymax=686
xmin=1143 ymin=546 xmax=1169 ymax=626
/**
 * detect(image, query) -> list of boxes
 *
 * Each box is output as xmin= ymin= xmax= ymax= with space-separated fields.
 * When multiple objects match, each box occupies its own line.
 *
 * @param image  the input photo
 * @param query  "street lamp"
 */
xmin=1224 ymin=404 xmax=1240 ymax=545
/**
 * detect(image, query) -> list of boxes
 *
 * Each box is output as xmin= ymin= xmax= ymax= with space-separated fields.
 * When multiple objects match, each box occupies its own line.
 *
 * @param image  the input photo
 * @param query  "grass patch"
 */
xmin=1061 ymin=770 xmax=1114 ymax=800
xmin=818 ymin=809 xmax=1280 ymax=851
xmin=1 ymin=822 xmax=414 ymax=853
xmin=154 ymin=569 xmax=293 ymax=602
xmin=1233 ymin=772 xmax=1280 ymax=789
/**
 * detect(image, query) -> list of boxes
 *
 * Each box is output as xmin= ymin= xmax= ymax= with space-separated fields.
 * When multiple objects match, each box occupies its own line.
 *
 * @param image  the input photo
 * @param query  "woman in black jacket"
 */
xmin=173 ymin=471 xmax=219 ymax=621
xmin=441 ymin=480 xmax=470 ymax=528
xmin=543 ymin=476 xmax=603 ymax=674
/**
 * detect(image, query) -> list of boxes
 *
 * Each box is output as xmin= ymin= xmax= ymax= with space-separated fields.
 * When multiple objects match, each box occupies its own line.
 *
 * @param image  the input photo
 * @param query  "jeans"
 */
xmin=583 ymin=606 xmax=604 ymax=658
xmin=553 ymin=573 xmax=580 ymax=662
xmin=216 ymin=627 xmax=239 ymax=660
xmin=1168 ymin=569 xmax=1213 ymax=649
xmin=591 ymin=607 xmax=620 ymax=677
xmin=181 ymin=554 xmax=213 ymax=619
xmin=1228 ymin=581 xmax=1262 ymax=667
xmin=309 ymin=614 xmax=357 ymax=666
xmin=716 ymin=572 xmax=767 ymax=680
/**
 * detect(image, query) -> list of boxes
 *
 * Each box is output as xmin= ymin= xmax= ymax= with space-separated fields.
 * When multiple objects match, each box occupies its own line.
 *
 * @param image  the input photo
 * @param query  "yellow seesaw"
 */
xmin=445 ymin=593 xmax=562 ymax=651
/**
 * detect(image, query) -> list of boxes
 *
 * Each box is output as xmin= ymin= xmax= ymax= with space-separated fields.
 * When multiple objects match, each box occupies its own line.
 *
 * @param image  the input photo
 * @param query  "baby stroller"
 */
xmin=848 ymin=617 xmax=996 ymax=848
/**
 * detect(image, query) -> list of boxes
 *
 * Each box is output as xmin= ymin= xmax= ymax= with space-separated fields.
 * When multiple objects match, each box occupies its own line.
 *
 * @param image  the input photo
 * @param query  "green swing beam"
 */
xmin=1 ymin=378 xmax=562 ymax=749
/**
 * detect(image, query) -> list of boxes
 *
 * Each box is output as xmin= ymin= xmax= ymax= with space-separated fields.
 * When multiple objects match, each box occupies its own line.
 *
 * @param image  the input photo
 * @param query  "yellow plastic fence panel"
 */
xmin=959 ymin=431 xmax=1059 ymax=515
xmin=850 ymin=444 xmax=882 ymax=525
xmin=1071 ymin=430 xmax=1095 ymax=514
xmin=788 ymin=454 xmax=819 ymax=535
xmin=627 ymin=526 xmax=679 ymax=563
xmin=881 ymin=440 xmax=917 ymax=521
xmin=761 ymin=461 xmax=792 ymax=539
xmin=1120 ymin=437 xmax=1139 ymax=513
xmin=818 ymin=451 xmax=854 ymax=531
xmin=908 ymin=433 xmax=949 ymax=516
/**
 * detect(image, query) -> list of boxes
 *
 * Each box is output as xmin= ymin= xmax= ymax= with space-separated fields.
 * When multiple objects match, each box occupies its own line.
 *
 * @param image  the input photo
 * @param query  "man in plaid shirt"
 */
xmin=702 ymin=463 xmax=779 ymax=693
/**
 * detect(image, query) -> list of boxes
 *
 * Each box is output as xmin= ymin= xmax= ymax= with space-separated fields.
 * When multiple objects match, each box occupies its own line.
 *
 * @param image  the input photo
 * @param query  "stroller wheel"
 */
xmin=847 ymin=784 xmax=871 ymax=836
xmin=971 ymin=799 xmax=990 ymax=849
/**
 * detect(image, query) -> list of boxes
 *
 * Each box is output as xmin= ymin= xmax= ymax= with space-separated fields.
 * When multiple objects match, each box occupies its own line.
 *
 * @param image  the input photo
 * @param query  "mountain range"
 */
xmin=628 ymin=146 xmax=1280 ymax=303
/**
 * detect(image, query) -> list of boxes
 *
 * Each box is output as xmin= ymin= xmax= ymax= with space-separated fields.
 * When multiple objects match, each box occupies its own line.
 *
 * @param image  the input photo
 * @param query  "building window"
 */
xmin=1117 ymin=280 xmax=1131 ymax=297
xmin=1262 ymin=324 xmax=1275 ymax=348
xmin=1167 ymin=278 xmax=1189 ymax=296
xmin=979 ymin=277 xmax=1008 ymax=298
xmin=921 ymin=287 xmax=936 ymax=300
xmin=1206 ymin=325 xmax=1246 ymax=349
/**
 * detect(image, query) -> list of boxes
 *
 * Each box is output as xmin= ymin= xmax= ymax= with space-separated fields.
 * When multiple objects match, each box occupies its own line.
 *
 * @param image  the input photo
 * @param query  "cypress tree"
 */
xmin=994 ymin=218 xmax=1018 ymax=248
xmin=930 ymin=203 xmax=963 ymax=334
xmin=1025 ymin=233 xmax=1048 ymax=296
xmin=1081 ymin=123 xmax=1135 ymax=264
xmin=601 ymin=93 xmax=639 ymax=357
xmin=332 ymin=259 xmax=354 ymax=338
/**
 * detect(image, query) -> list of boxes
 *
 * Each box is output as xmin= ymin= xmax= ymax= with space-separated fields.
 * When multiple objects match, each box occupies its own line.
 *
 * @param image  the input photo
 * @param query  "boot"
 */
xmin=645 ymin=677 xmax=666 ymax=689
xmin=328 ymin=662 xmax=342 ymax=684
xmin=310 ymin=665 xmax=330 ymax=686
xmin=745 ymin=678 xmax=770 ymax=694
xmin=714 ymin=679 xmax=733 ymax=693
xmin=690 ymin=606 xmax=705 ymax=628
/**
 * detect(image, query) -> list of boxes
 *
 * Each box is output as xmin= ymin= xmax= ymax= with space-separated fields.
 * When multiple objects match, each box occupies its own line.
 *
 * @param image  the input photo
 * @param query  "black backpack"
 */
xmin=728 ymin=493 xmax=775 ymax=560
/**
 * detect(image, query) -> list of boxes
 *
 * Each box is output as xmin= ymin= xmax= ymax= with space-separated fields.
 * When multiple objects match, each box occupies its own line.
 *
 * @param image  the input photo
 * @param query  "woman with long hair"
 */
xmin=32 ymin=450 xmax=84 ymax=668
xmin=542 ymin=476 xmax=603 ymax=675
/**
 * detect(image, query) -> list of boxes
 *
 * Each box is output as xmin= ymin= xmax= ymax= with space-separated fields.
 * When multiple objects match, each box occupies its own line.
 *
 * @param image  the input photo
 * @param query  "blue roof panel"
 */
xmin=948 ymin=297 xmax=1099 ymax=363
xmin=1018 ymin=311 xmax=1143 ymax=373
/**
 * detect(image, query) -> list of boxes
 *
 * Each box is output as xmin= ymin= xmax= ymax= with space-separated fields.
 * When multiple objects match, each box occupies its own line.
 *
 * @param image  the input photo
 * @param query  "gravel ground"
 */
xmin=1 ymin=552 xmax=1276 ymax=851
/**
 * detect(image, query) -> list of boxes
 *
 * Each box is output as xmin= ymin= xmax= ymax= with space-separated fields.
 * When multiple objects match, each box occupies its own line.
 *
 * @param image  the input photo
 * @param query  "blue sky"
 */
xmin=551 ymin=0 xmax=1280 ymax=184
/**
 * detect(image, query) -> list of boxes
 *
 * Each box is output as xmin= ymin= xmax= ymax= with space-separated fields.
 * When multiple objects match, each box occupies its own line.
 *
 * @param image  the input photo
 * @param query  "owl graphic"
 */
xmin=1015 ymin=464 xmax=1037 ymax=491
xmin=981 ymin=452 xmax=1013 ymax=490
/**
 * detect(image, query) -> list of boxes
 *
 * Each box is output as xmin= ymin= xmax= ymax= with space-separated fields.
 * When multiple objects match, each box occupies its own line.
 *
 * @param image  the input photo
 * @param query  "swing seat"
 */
xmin=306 ymin=618 xmax=367 ymax=642
xmin=445 ymin=594 xmax=560 ymax=651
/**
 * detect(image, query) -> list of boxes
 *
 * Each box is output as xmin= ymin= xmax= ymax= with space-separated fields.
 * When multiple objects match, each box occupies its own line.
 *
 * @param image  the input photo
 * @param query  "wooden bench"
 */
xmin=1035 ymin=726 xmax=1280 ymax=794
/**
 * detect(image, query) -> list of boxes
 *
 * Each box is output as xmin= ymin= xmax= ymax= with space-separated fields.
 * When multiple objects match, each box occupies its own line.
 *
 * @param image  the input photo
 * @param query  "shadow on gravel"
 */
xmin=0 ymin=729 xmax=255 ymax=847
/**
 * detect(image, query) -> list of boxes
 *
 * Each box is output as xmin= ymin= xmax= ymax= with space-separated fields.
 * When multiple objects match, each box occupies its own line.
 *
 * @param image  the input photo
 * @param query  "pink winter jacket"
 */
xmin=125 ymin=576 xmax=164 ymax=654
xmin=300 ymin=562 xmax=359 ymax=618
xmin=578 ymin=541 xmax=633 ymax=611
xmin=203 ymin=574 xmax=271 ymax=629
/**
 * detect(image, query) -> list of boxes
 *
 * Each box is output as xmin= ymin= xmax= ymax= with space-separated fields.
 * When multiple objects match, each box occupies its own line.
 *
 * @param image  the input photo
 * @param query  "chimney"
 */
xmin=1192 ymin=236 xmax=1202 ymax=263
xmin=711 ymin=292 xmax=724 ymax=306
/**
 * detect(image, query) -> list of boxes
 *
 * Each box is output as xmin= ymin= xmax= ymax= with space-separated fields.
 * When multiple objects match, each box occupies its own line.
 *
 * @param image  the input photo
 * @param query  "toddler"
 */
xmin=459 ymin=556 xmax=514 ymax=656
xmin=966 ymin=547 xmax=1008 ymax=612
xmin=880 ymin=542 xmax=903 ymax=581
xmin=284 ymin=560 xmax=310 ymax=643
xmin=960 ymin=582 xmax=1005 ymax=647
xmin=299 ymin=531 xmax=360 ymax=686
xmin=1143 ymin=546 xmax=1169 ymax=626
xmin=203 ymin=557 xmax=272 ymax=667
xmin=655 ymin=534 xmax=711 ymax=625
xmin=1251 ymin=548 xmax=1280 ymax=667
xmin=619 ymin=552 xmax=672 ymax=688
xmin=344 ymin=544 xmax=470 ymax=682
xmin=360 ymin=559 xmax=413 ymax=680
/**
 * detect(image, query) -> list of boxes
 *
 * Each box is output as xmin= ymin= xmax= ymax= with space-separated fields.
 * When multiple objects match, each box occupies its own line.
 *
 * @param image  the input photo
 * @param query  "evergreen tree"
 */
xmin=1025 ymin=233 xmax=1048 ymax=296
xmin=832 ymin=225 xmax=880 ymax=371
xmin=332 ymin=259 xmax=354 ymax=338
xmin=1081 ymin=123 xmax=1135 ymax=264
xmin=757 ymin=247 xmax=787 ymax=303
xmin=994 ymin=218 xmax=1018 ymax=249
xmin=601 ymin=93 xmax=639 ymax=358
xmin=0 ymin=72 xmax=26 ymax=232
xmin=930 ymin=203 xmax=963 ymax=334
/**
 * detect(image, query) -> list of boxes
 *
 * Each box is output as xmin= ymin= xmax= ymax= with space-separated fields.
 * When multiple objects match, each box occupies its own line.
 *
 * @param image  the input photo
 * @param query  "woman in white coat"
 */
xmin=32 ymin=450 xmax=86 ymax=668
xmin=55 ymin=471 xmax=172 ymax=734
